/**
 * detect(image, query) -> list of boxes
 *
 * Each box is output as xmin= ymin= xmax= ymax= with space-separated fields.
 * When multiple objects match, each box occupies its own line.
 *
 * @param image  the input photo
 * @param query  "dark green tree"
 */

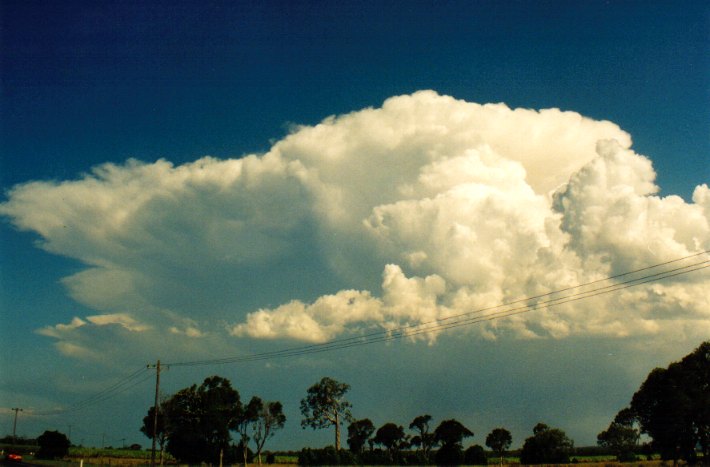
xmin=373 ymin=422 xmax=408 ymax=461
xmin=409 ymin=414 xmax=436 ymax=457
xmin=252 ymin=400 xmax=286 ymax=465
xmin=485 ymin=427 xmax=512 ymax=466
xmin=434 ymin=419 xmax=474 ymax=466
xmin=163 ymin=375 xmax=241 ymax=464
xmin=434 ymin=419 xmax=474 ymax=447
xmin=520 ymin=423 xmax=574 ymax=465
xmin=464 ymin=444 xmax=488 ymax=465
xmin=347 ymin=418 xmax=375 ymax=454
xmin=628 ymin=341 xmax=709 ymax=463
xmin=233 ymin=396 xmax=261 ymax=466
xmin=300 ymin=377 xmax=353 ymax=451
xmin=37 ymin=430 xmax=70 ymax=459
xmin=597 ymin=408 xmax=639 ymax=462
xmin=140 ymin=400 xmax=170 ymax=464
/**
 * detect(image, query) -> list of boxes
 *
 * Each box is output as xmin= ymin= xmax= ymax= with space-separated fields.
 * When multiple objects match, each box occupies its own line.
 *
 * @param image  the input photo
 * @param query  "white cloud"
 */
xmin=2 ymin=91 xmax=708 ymax=355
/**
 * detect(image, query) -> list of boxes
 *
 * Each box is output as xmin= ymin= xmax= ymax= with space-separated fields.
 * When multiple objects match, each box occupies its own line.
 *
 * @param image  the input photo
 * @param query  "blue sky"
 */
xmin=1 ymin=0 xmax=708 ymax=451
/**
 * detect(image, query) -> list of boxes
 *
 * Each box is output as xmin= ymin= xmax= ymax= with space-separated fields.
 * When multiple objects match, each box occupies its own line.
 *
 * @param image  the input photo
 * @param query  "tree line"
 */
xmin=139 ymin=340 xmax=708 ymax=465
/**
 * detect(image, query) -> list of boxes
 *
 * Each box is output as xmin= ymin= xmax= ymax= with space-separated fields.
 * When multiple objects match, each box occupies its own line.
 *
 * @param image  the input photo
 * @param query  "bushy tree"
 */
xmin=233 ymin=396 xmax=261 ymax=466
xmin=464 ymin=444 xmax=488 ymax=465
xmin=520 ymin=423 xmax=574 ymax=465
xmin=252 ymin=399 xmax=286 ymax=465
xmin=300 ymin=377 xmax=353 ymax=451
xmin=140 ymin=400 xmax=170 ymax=464
xmin=347 ymin=418 xmax=375 ymax=454
xmin=162 ymin=375 xmax=241 ymax=464
xmin=409 ymin=414 xmax=436 ymax=457
xmin=486 ymin=427 xmax=512 ymax=465
xmin=373 ymin=422 xmax=408 ymax=461
xmin=628 ymin=341 xmax=709 ymax=463
xmin=37 ymin=430 xmax=70 ymax=459
xmin=597 ymin=408 xmax=639 ymax=462
xmin=434 ymin=419 xmax=474 ymax=466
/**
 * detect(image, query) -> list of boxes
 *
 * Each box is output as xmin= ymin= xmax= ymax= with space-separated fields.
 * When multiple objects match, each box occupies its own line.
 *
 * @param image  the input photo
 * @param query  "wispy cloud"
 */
xmin=1 ymin=91 xmax=708 ymax=358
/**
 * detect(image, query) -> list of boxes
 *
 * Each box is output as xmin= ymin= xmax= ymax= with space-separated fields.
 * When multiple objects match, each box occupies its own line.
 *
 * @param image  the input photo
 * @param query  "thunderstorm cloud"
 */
xmin=2 ymin=91 xmax=709 ymax=359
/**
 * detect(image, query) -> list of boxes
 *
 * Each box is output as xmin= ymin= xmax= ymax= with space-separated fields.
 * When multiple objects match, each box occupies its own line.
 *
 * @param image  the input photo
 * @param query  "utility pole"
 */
xmin=11 ymin=408 xmax=22 ymax=444
xmin=148 ymin=360 xmax=161 ymax=467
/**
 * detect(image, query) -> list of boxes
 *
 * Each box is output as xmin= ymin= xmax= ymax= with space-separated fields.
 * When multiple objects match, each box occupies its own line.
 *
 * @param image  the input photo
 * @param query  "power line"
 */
xmin=26 ymin=250 xmax=709 ymax=413
xmin=166 ymin=250 xmax=709 ymax=367
xmin=33 ymin=367 xmax=152 ymax=416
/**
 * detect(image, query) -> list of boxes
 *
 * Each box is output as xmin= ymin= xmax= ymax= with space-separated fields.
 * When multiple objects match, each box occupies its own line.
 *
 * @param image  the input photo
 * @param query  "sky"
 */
xmin=1 ymin=0 xmax=709 ymax=452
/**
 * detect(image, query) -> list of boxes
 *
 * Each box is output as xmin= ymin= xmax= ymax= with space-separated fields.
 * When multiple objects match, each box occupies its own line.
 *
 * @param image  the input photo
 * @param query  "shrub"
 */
xmin=464 ymin=445 xmax=488 ymax=465
xmin=37 ymin=430 xmax=70 ymax=460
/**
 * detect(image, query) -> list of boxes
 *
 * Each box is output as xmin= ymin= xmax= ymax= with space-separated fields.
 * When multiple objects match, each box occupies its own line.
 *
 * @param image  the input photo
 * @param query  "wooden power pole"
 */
xmin=148 ymin=360 xmax=161 ymax=467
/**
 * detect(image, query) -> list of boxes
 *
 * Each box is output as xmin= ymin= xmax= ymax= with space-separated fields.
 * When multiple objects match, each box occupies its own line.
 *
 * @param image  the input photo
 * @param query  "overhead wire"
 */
xmin=33 ymin=366 xmax=152 ymax=416
xmin=28 ymin=250 xmax=709 ymax=413
xmin=166 ymin=250 xmax=709 ymax=367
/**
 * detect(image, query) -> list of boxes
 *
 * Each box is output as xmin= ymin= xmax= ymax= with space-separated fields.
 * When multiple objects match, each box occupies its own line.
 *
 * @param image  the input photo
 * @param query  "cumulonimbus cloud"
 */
xmin=2 ymin=91 xmax=708 ymax=356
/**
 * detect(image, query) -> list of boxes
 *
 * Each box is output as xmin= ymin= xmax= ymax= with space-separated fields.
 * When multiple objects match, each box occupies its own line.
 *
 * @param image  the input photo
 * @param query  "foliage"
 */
xmin=347 ymin=418 xmax=375 ymax=453
xmin=628 ymin=340 xmax=710 ymax=463
xmin=233 ymin=396 xmax=261 ymax=465
xmin=409 ymin=414 xmax=436 ymax=456
xmin=485 ymin=427 xmax=512 ymax=465
xmin=434 ymin=419 xmax=473 ymax=448
xmin=297 ymin=446 xmax=356 ymax=465
xmin=300 ymin=377 xmax=353 ymax=451
xmin=464 ymin=444 xmax=488 ymax=465
xmin=162 ymin=375 xmax=241 ymax=464
xmin=435 ymin=443 xmax=464 ymax=465
xmin=597 ymin=408 xmax=639 ymax=462
xmin=140 ymin=402 xmax=169 ymax=463
xmin=36 ymin=430 xmax=70 ymax=459
xmin=373 ymin=422 xmax=408 ymax=461
xmin=519 ymin=422 xmax=574 ymax=464
xmin=252 ymin=399 xmax=287 ymax=465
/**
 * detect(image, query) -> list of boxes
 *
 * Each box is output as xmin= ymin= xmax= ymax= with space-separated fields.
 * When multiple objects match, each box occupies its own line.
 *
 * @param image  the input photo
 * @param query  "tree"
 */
xmin=464 ymin=444 xmax=488 ymax=465
xmin=434 ymin=419 xmax=474 ymax=466
xmin=347 ymin=419 xmax=375 ymax=454
xmin=409 ymin=414 xmax=436 ymax=457
xmin=597 ymin=408 xmax=639 ymax=462
xmin=486 ymin=428 xmax=512 ymax=465
xmin=628 ymin=341 xmax=709 ymax=463
xmin=520 ymin=422 xmax=574 ymax=465
xmin=434 ymin=419 xmax=474 ymax=448
xmin=233 ymin=396 xmax=261 ymax=466
xmin=373 ymin=422 xmax=408 ymax=461
xmin=300 ymin=377 xmax=353 ymax=451
xmin=163 ymin=375 xmax=241 ymax=464
xmin=140 ymin=401 xmax=170 ymax=465
xmin=252 ymin=400 xmax=286 ymax=465
xmin=37 ymin=430 xmax=70 ymax=459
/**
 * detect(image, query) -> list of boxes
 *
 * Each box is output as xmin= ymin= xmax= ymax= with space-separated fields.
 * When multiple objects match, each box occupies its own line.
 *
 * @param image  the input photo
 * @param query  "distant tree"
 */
xmin=163 ymin=375 xmax=241 ymax=464
xmin=347 ymin=418 xmax=375 ymax=454
xmin=628 ymin=341 xmax=710 ymax=463
xmin=409 ymin=414 xmax=436 ymax=457
xmin=434 ymin=419 xmax=474 ymax=448
xmin=520 ymin=422 xmax=574 ymax=464
xmin=597 ymin=408 xmax=639 ymax=462
xmin=464 ymin=444 xmax=488 ymax=465
xmin=233 ymin=396 xmax=261 ymax=466
xmin=252 ymin=399 xmax=286 ymax=465
xmin=434 ymin=419 xmax=474 ymax=466
xmin=36 ymin=430 xmax=70 ymax=459
xmin=300 ymin=377 xmax=353 ymax=451
xmin=373 ymin=422 xmax=408 ymax=461
xmin=140 ymin=400 xmax=170 ymax=464
xmin=486 ymin=427 xmax=512 ymax=465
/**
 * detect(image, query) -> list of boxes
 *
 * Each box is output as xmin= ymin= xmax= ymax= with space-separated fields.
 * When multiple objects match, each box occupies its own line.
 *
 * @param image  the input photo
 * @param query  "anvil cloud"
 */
xmin=2 ymin=92 xmax=708 ymax=359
